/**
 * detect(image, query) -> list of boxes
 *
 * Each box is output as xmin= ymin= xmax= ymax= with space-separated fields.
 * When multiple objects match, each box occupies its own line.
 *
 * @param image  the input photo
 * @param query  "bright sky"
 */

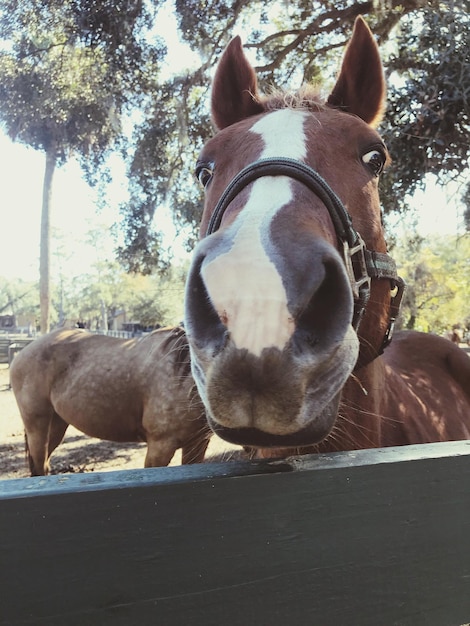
xmin=0 ymin=4 xmax=465 ymax=283
xmin=389 ymin=175 xmax=465 ymax=239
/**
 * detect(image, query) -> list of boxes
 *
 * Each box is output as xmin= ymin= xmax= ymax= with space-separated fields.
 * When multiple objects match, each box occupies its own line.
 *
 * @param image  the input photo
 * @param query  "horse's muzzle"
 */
xmin=184 ymin=232 xmax=359 ymax=446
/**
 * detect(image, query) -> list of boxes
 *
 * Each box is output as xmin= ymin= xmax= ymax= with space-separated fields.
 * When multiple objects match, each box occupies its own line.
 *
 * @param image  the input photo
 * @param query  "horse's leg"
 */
xmin=23 ymin=411 xmax=54 ymax=476
xmin=144 ymin=438 xmax=178 ymax=468
xmin=47 ymin=413 xmax=69 ymax=463
xmin=24 ymin=433 xmax=37 ymax=476
xmin=182 ymin=432 xmax=211 ymax=464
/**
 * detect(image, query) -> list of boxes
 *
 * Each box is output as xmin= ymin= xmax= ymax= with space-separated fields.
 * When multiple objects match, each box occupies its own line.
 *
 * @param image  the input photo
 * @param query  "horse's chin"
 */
xmin=190 ymin=328 xmax=358 ymax=450
xmin=206 ymin=394 xmax=341 ymax=448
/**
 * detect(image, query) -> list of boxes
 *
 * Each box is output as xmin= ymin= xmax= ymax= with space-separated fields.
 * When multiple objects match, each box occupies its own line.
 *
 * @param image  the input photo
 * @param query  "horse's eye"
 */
xmin=362 ymin=149 xmax=386 ymax=177
xmin=195 ymin=164 xmax=214 ymax=188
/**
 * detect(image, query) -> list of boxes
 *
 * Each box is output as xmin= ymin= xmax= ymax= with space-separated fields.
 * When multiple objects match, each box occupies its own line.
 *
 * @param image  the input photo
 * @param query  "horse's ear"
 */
xmin=211 ymin=36 xmax=264 ymax=130
xmin=327 ymin=16 xmax=385 ymax=127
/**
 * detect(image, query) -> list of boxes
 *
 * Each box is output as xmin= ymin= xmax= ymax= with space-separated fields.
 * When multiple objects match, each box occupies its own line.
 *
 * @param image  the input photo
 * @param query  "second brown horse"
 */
xmin=10 ymin=326 xmax=211 ymax=475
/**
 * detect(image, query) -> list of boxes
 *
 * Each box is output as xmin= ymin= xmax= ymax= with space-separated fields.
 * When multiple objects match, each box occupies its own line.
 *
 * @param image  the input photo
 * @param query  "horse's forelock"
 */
xmin=260 ymin=85 xmax=326 ymax=113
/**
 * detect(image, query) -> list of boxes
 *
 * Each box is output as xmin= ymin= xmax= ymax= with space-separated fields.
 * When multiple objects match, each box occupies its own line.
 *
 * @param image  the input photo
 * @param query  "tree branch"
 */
xmin=246 ymin=0 xmax=437 ymax=76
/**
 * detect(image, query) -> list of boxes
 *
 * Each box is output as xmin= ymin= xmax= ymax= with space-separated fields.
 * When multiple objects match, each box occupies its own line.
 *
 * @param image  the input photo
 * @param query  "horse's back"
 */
xmin=9 ymin=329 xmax=83 ymax=393
xmin=10 ymin=326 xmax=190 ymax=393
xmin=384 ymin=330 xmax=470 ymax=391
xmin=382 ymin=330 xmax=470 ymax=441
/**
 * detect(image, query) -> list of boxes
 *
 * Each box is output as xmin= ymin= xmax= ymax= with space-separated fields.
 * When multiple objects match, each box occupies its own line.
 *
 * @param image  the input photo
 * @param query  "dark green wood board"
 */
xmin=1 ymin=441 xmax=469 ymax=626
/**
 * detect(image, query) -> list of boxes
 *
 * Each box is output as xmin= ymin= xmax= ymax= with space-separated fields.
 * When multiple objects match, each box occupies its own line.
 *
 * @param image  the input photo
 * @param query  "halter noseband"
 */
xmin=205 ymin=157 xmax=405 ymax=357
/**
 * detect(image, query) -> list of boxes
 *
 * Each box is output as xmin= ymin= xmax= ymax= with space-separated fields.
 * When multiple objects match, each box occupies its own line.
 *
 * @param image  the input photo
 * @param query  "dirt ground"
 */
xmin=0 ymin=364 xmax=242 ymax=481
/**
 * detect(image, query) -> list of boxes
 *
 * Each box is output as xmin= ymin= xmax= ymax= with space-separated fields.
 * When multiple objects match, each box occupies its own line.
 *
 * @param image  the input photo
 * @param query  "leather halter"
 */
xmin=205 ymin=157 xmax=405 ymax=357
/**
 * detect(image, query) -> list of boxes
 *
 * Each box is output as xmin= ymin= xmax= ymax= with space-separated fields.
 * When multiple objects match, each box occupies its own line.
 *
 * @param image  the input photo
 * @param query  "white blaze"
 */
xmin=202 ymin=109 xmax=308 ymax=356
xmin=252 ymin=109 xmax=308 ymax=160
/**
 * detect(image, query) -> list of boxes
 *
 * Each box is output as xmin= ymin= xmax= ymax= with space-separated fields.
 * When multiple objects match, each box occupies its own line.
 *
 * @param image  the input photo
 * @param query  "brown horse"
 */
xmin=184 ymin=17 xmax=470 ymax=455
xmin=10 ymin=326 xmax=211 ymax=475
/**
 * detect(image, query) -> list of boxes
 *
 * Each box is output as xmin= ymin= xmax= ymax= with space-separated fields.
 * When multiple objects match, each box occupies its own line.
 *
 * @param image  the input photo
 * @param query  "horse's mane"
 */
xmin=158 ymin=326 xmax=194 ymax=382
xmin=259 ymin=85 xmax=327 ymax=113
xmin=138 ymin=326 xmax=191 ymax=375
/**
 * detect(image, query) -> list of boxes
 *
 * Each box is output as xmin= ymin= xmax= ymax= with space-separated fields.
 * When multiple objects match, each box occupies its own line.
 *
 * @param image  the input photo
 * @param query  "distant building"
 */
xmin=0 ymin=315 xmax=15 ymax=329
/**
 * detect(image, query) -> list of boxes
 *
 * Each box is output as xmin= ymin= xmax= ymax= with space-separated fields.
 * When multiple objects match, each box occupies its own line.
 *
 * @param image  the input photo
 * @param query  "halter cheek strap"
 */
xmin=205 ymin=157 xmax=405 ymax=360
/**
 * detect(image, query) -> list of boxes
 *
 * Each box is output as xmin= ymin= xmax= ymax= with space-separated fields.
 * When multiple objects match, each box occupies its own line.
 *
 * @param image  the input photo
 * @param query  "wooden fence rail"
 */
xmin=1 ymin=441 xmax=469 ymax=626
xmin=0 ymin=335 xmax=35 ymax=365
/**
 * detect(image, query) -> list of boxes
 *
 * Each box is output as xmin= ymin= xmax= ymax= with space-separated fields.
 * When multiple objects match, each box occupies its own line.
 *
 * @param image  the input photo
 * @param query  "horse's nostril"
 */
xmin=296 ymin=256 xmax=354 ymax=347
xmin=184 ymin=251 xmax=227 ymax=356
xmin=305 ymin=334 xmax=319 ymax=348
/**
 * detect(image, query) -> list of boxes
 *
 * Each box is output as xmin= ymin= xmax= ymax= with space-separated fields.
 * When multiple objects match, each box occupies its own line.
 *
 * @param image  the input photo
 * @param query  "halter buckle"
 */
xmin=380 ymin=276 xmax=406 ymax=352
xmin=343 ymin=238 xmax=371 ymax=329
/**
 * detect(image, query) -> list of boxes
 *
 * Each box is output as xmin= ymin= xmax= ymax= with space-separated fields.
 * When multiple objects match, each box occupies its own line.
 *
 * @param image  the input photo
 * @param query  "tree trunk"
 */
xmin=100 ymin=299 xmax=108 ymax=331
xmin=39 ymin=146 xmax=57 ymax=334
